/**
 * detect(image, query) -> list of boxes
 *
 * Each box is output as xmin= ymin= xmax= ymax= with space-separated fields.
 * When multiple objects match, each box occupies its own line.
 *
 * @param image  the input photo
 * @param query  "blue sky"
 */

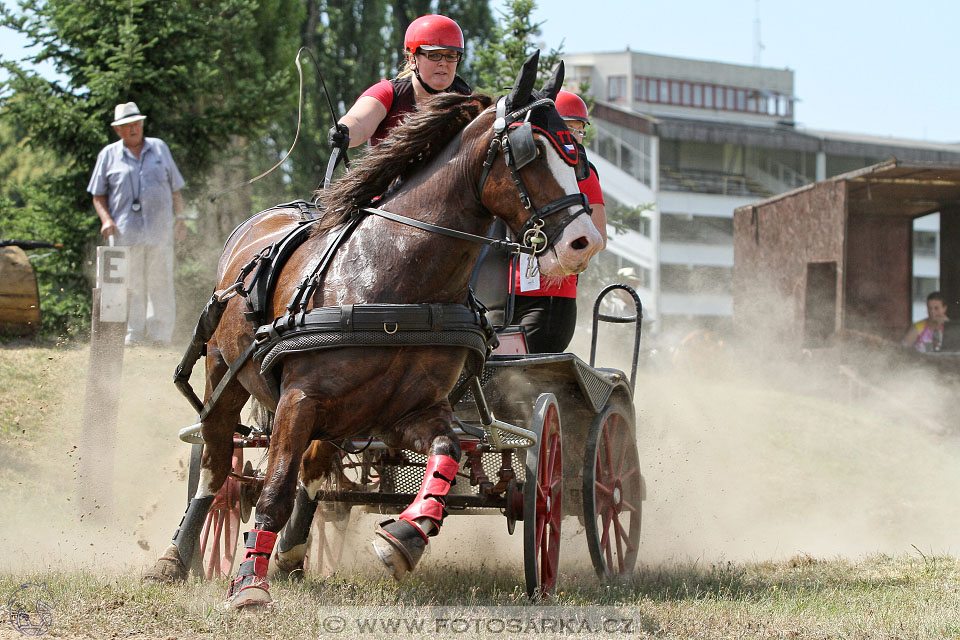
xmin=501 ymin=0 xmax=959 ymax=143
xmin=3 ymin=1 xmax=956 ymax=143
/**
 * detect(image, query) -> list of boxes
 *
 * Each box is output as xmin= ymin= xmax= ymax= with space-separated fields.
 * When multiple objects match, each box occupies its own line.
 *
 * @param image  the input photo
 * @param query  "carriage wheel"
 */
xmin=523 ymin=393 xmax=562 ymax=598
xmin=194 ymin=447 xmax=244 ymax=580
xmin=583 ymin=396 xmax=641 ymax=579
xmin=303 ymin=452 xmax=359 ymax=576
xmin=303 ymin=501 xmax=352 ymax=577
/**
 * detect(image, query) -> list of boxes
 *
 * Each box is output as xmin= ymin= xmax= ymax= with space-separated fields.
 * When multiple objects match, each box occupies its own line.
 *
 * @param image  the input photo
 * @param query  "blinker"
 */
xmin=507 ymin=122 xmax=538 ymax=170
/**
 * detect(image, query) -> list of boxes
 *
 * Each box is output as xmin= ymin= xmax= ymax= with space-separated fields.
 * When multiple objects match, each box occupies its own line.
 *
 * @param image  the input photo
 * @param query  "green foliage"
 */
xmin=0 ymin=0 xmax=301 ymax=336
xmin=0 ymin=170 xmax=98 ymax=336
xmin=270 ymin=0 xmax=496 ymax=199
xmin=472 ymin=0 xmax=563 ymax=95
xmin=607 ymin=200 xmax=653 ymax=236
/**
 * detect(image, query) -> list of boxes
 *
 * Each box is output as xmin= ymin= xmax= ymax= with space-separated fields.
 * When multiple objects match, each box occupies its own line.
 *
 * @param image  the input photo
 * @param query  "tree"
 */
xmin=0 ymin=0 xmax=301 ymax=335
xmin=471 ymin=0 xmax=563 ymax=95
xmin=271 ymin=0 xmax=496 ymax=200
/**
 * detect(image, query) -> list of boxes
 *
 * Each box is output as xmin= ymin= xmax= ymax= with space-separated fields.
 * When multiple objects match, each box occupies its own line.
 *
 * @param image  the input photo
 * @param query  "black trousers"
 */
xmin=513 ymin=295 xmax=578 ymax=354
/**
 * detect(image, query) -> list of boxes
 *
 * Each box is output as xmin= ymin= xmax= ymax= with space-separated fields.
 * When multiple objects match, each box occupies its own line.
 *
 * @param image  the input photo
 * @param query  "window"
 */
xmin=682 ymin=83 xmax=692 ymax=105
xmin=607 ymin=76 xmax=626 ymax=101
xmin=659 ymin=81 xmax=669 ymax=103
xmin=670 ymin=81 xmax=680 ymax=104
xmin=726 ymin=87 xmax=735 ymax=109
xmin=647 ymin=78 xmax=657 ymax=102
xmin=693 ymin=84 xmax=703 ymax=107
xmin=736 ymin=89 xmax=746 ymax=111
xmin=634 ymin=76 xmax=645 ymax=101
xmin=704 ymin=85 xmax=713 ymax=108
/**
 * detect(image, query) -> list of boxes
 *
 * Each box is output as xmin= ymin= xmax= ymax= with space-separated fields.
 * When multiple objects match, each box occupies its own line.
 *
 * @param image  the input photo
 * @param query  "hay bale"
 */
xmin=0 ymin=246 xmax=42 ymax=334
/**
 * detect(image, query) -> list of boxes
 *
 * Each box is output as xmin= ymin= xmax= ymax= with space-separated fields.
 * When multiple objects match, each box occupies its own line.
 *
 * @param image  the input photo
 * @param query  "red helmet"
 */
xmin=404 ymin=14 xmax=464 ymax=53
xmin=556 ymin=90 xmax=590 ymax=124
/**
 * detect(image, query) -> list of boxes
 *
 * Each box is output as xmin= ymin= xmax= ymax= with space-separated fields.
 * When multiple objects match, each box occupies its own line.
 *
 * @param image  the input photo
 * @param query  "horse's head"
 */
xmin=472 ymin=51 xmax=603 ymax=277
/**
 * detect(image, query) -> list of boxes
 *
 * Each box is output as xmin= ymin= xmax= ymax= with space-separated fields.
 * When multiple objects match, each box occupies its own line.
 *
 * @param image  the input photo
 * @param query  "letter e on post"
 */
xmin=98 ymin=246 xmax=128 ymax=322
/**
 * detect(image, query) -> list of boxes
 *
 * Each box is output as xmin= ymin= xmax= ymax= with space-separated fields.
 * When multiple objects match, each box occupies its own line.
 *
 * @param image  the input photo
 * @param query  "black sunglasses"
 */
xmin=418 ymin=51 xmax=462 ymax=63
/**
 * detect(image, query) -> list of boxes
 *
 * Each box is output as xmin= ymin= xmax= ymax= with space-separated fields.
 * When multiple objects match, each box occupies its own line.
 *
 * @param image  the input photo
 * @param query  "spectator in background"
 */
xmin=88 ymin=102 xmax=185 ymax=346
xmin=903 ymin=291 xmax=949 ymax=352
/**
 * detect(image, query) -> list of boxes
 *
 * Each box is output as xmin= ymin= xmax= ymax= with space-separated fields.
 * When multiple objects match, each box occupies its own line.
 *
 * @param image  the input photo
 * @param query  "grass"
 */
xmin=4 ymin=342 xmax=960 ymax=638
xmin=1 ymin=554 xmax=960 ymax=639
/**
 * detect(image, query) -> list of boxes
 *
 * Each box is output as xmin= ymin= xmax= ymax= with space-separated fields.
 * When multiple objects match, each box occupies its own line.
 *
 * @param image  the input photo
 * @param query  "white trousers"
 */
xmin=125 ymin=244 xmax=175 ymax=343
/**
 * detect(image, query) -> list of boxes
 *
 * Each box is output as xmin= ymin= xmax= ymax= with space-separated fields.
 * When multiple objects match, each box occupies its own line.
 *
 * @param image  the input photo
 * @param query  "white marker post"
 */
xmin=78 ymin=242 xmax=129 ymax=520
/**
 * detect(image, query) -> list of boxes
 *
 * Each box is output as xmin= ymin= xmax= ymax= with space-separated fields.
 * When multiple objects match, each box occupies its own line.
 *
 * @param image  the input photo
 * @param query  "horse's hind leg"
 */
xmin=373 ymin=406 xmax=461 ymax=580
xmin=144 ymin=348 xmax=249 ymax=582
xmin=225 ymin=386 xmax=318 ymax=609
xmin=273 ymin=441 xmax=341 ymax=577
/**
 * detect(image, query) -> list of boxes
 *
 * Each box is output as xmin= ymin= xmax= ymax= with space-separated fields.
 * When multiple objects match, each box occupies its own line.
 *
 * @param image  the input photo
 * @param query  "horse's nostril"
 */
xmin=571 ymin=236 xmax=589 ymax=251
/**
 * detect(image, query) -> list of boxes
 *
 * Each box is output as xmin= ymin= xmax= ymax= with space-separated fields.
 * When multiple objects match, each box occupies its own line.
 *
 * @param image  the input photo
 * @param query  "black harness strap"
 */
xmin=362 ymin=206 xmax=535 ymax=255
xmin=199 ymin=339 xmax=259 ymax=421
xmin=245 ymin=217 xmax=323 ymax=326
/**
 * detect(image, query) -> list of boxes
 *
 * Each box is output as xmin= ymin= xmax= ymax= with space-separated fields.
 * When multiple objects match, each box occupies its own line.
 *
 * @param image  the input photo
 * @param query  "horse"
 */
xmin=144 ymin=52 xmax=603 ymax=609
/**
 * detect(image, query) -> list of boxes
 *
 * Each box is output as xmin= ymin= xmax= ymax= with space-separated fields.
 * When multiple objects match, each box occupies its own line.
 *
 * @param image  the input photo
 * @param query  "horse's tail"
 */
xmin=248 ymin=398 xmax=275 ymax=433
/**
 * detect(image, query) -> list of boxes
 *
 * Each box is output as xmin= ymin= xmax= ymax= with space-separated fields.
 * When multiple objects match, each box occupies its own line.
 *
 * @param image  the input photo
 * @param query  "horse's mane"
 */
xmin=316 ymin=92 xmax=493 ymax=231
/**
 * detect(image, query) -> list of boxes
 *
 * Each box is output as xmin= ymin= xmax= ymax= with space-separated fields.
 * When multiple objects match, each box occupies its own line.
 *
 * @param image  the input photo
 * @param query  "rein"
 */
xmin=366 ymin=96 xmax=591 ymax=258
xmin=362 ymin=206 xmax=537 ymax=255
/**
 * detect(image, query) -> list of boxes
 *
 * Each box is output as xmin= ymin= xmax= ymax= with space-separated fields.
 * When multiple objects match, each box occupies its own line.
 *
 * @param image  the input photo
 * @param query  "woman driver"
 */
xmin=328 ymin=14 xmax=472 ymax=150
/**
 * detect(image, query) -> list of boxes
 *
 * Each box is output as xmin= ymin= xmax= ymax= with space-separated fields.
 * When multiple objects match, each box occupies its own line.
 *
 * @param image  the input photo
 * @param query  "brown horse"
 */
xmin=145 ymin=53 xmax=603 ymax=608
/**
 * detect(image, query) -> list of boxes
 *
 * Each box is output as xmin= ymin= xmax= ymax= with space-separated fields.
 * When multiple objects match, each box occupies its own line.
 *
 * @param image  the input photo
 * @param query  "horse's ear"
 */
xmin=506 ymin=50 xmax=540 ymax=112
xmin=540 ymin=61 xmax=565 ymax=101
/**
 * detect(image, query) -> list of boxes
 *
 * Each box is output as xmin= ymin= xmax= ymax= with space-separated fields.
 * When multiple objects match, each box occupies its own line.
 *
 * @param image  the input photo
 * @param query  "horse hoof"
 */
xmin=271 ymin=548 xmax=306 ymax=581
xmin=142 ymin=544 xmax=187 ymax=583
xmin=372 ymin=519 xmax=426 ymax=581
xmin=225 ymin=577 xmax=272 ymax=611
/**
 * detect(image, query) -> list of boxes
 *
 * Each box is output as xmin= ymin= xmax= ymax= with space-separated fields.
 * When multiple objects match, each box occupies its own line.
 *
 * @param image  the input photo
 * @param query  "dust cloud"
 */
xmin=5 ymin=292 xmax=960 ymax=583
xmin=2 ymin=344 xmax=197 ymax=575
xmin=572 ymin=298 xmax=960 ymax=566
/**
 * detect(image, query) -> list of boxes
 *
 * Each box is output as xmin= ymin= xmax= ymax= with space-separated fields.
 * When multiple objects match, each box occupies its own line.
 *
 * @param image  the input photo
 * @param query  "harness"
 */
xmin=174 ymin=96 xmax=590 ymax=420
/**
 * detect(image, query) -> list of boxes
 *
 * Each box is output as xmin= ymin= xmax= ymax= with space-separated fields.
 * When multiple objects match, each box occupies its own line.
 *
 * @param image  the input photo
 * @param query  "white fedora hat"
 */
xmin=111 ymin=102 xmax=147 ymax=126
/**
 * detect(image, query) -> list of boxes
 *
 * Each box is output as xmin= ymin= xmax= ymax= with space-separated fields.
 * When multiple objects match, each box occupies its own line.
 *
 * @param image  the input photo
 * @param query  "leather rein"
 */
xmin=363 ymin=96 xmax=591 ymax=258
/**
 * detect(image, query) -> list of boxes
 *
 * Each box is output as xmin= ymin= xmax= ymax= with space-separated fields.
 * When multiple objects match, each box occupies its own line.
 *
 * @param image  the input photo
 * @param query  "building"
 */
xmin=561 ymin=49 xmax=960 ymax=337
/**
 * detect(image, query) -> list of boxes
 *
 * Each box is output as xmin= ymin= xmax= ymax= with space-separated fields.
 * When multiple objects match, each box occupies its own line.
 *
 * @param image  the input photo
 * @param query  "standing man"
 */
xmin=87 ymin=102 xmax=186 ymax=346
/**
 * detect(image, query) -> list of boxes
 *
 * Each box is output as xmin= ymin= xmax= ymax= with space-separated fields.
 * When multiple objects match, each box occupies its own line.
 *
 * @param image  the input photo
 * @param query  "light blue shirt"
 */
xmin=87 ymin=137 xmax=185 ymax=246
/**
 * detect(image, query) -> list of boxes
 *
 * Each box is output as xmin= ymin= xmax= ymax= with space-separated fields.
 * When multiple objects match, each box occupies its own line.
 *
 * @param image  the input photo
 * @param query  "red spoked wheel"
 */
xmin=303 ymin=499 xmax=352 ymax=577
xmin=523 ymin=393 xmax=562 ymax=598
xmin=196 ymin=447 xmax=244 ymax=580
xmin=303 ymin=453 xmax=361 ymax=576
xmin=583 ymin=396 xmax=641 ymax=578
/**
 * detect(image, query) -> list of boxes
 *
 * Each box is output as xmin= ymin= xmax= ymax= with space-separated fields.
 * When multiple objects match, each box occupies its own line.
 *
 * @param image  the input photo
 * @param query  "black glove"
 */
xmin=328 ymin=123 xmax=350 ymax=151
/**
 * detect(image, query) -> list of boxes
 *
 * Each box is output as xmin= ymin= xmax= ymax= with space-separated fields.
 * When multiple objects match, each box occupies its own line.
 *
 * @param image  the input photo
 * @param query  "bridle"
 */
xmin=475 ymin=96 xmax=592 ymax=255
xmin=365 ymin=95 xmax=591 ymax=258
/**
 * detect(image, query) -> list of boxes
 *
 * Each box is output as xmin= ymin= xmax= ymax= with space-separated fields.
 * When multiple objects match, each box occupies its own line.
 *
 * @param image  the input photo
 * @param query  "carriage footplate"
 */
xmin=226 ymin=529 xmax=277 ymax=610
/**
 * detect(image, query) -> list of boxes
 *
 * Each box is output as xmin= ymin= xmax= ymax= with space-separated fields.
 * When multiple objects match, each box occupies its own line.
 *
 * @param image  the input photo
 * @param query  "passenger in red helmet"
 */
xmin=511 ymin=89 xmax=608 ymax=354
xmin=328 ymin=14 xmax=471 ymax=151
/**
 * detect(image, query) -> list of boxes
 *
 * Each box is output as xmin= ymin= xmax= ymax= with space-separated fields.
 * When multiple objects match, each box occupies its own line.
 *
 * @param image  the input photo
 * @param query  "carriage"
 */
xmin=177 ymin=275 xmax=644 ymax=597
xmin=148 ymin=53 xmax=642 ymax=606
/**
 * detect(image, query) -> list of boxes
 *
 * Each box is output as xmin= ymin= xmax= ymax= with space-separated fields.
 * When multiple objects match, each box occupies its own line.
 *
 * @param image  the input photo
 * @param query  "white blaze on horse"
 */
xmin=144 ymin=52 xmax=602 ymax=609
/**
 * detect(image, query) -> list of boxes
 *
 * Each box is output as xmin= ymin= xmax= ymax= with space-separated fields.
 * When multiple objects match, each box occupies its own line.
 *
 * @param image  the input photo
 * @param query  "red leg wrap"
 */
xmin=399 ymin=455 xmax=459 ymax=532
xmin=227 ymin=528 xmax=276 ymax=600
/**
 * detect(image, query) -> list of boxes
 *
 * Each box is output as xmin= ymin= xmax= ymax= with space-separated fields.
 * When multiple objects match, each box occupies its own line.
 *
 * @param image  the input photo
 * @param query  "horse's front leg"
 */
xmin=373 ymin=403 xmax=461 ymax=580
xmin=273 ymin=440 xmax=342 ymax=576
xmin=144 ymin=346 xmax=249 ymax=582
xmin=226 ymin=385 xmax=317 ymax=609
